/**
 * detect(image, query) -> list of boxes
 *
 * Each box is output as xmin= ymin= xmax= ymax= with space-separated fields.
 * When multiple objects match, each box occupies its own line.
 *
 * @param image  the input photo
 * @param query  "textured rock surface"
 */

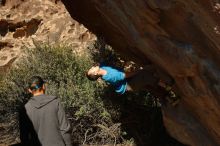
xmin=61 ymin=0 xmax=220 ymax=146
xmin=0 ymin=0 xmax=96 ymax=74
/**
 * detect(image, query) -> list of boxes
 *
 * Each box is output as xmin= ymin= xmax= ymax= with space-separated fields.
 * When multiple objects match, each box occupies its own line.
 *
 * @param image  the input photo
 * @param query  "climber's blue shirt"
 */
xmin=100 ymin=65 xmax=127 ymax=94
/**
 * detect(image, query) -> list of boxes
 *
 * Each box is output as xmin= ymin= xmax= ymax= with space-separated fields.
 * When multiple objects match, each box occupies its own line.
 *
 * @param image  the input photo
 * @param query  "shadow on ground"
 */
xmin=102 ymin=90 xmax=186 ymax=146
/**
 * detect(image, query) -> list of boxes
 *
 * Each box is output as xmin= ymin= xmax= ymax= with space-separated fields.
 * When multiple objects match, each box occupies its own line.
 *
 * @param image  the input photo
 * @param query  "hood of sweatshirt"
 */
xmin=29 ymin=94 xmax=57 ymax=109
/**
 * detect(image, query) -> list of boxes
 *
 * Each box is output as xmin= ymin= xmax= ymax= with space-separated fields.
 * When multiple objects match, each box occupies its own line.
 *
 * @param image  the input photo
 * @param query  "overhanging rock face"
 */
xmin=61 ymin=0 xmax=220 ymax=145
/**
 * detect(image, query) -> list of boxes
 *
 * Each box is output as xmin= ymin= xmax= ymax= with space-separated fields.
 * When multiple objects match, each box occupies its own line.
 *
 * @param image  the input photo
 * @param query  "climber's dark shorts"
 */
xmin=126 ymin=68 xmax=159 ymax=92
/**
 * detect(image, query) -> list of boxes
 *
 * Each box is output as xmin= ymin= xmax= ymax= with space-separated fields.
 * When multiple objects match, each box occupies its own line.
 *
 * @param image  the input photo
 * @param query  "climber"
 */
xmin=20 ymin=76 xmax=72 ymax=146
xmin=86 ymin=63 xmax=174 ymax=95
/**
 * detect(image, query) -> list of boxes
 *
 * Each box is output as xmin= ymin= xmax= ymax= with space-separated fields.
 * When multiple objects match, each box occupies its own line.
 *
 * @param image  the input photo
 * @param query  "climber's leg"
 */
xmin=126 ymin=68 xmax=159 ymax=92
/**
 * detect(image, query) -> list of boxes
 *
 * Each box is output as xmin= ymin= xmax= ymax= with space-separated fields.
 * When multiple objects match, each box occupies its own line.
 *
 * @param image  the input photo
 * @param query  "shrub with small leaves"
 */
xmin=0 ymin=43 xmax=123 ymax=145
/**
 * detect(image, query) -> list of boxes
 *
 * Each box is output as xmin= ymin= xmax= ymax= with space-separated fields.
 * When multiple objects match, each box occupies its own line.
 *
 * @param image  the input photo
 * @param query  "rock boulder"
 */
xmin=61 ymin=0 xmax=220 ymax=145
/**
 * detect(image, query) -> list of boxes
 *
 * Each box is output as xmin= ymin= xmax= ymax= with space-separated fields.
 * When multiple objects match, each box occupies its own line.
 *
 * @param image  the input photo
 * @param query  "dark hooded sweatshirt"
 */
xmin=24 ymin=94 xmax=72 ymax=146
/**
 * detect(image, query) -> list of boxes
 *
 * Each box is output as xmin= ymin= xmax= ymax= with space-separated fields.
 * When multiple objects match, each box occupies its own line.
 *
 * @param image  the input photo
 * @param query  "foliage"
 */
xmin=88 ymin=38 xmax=128 ymax=68
xmin=0 ymin=41 xmax=184 ymax=146
xmin=0 ymin=43 xmax=124 ymax=144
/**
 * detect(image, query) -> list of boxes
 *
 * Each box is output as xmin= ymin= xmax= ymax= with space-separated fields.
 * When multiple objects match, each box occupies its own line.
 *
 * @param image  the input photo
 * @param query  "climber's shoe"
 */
xmin=166 ymin=90 xmax=180 ymax=106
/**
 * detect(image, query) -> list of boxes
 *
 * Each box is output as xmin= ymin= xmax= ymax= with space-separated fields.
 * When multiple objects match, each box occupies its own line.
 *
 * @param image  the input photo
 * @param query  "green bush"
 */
xmin=0 ymin=41 xmax=176 ymax=146
xmin=0 ymin=43 xmax=124 ymax=144
xmin=1 ymin=44 xmax=103 ymax=111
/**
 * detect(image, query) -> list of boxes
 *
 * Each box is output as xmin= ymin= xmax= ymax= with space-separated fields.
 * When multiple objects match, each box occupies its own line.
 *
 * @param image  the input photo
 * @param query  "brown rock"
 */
xmin=0 ymin=0 xmax=96 ymax=75
xmin=13 ymin=27 xmax=26 ymax=38
xmin=0 ymin=19 xmax=8 ymax=36
xmin=61 ymin=0 xmax=220 ymax=146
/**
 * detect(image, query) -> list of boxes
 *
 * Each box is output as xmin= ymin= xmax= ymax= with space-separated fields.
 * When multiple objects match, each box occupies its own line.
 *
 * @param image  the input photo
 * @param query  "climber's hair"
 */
xmin=86 ymin=72 xmax=100 ymax=81
xmin=28 ymin=76 xmax=45 ymax=91
xmin=86 ymin=63 xmax=101 ymax=81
